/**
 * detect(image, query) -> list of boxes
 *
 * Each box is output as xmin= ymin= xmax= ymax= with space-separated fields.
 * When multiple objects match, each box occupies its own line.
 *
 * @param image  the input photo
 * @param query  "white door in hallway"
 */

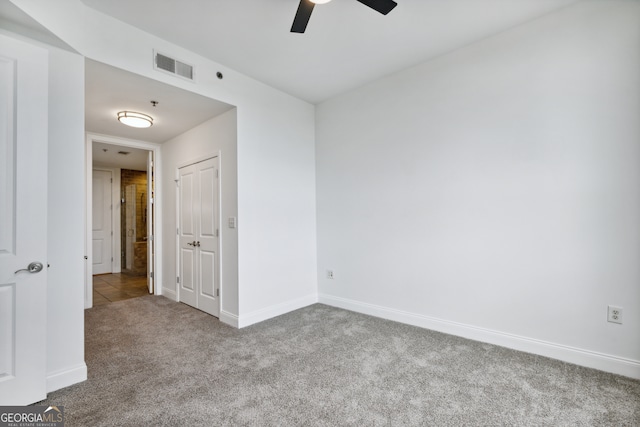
xmin=0 ymin=35 xmax=48 ymax=405
xmin=92 ymin=170 xmax=113 ymax=275
xmin=178 ymin=157 xmax=220 ymax=317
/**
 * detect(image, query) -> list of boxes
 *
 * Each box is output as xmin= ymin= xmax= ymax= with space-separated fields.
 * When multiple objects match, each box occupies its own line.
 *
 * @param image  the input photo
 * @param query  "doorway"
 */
xmin=92 ymin=274 xmax=149 ymax=306
xmin=121 ymin=171 xmax=149 ymax=277
xmin=85 ymin=134 xmax=161 ymax=308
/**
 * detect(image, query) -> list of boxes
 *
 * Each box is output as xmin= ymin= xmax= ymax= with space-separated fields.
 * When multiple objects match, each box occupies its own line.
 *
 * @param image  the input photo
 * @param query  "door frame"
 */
xmin=85 ymin=133 xmax=163 ymax=308
xmin=175 ymin=153 xmax=222 ymax=310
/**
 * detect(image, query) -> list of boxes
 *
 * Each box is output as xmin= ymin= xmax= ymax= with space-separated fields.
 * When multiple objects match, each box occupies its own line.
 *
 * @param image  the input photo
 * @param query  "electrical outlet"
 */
xmin=607 ymin=305 xmax=623 ymax=324
xmin=327 ymin=270 xmax=334 ymax=279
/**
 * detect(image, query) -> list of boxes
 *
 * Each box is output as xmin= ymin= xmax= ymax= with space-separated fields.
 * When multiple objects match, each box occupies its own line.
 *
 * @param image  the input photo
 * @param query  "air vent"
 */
xmin=154 ymin=51 xmax=194 ymax=81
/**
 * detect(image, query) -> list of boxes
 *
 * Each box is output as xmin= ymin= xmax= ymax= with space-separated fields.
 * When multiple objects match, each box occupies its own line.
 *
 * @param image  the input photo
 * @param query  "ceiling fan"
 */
xmin=291 ymin=0 xmax=398 ymax=33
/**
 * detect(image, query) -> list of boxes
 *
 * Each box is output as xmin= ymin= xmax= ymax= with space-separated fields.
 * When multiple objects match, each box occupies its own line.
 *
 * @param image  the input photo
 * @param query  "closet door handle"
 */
xmin=196 ymin=241 xmax=201 ymax=247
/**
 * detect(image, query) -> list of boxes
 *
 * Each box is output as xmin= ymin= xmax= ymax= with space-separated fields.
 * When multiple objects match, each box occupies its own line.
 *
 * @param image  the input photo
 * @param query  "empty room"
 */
xmin=0 ymin=0 xmax=638 ymax=425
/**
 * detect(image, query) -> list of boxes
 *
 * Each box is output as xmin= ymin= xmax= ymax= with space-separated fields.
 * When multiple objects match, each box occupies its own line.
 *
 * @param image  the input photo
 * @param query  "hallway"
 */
xmin=93 ymin=273 xmax=149 ymax=305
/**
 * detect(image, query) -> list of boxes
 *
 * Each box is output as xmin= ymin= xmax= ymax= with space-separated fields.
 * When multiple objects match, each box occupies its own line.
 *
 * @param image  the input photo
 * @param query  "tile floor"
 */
xmin=93 ymin=273 xmax=150 ymax=306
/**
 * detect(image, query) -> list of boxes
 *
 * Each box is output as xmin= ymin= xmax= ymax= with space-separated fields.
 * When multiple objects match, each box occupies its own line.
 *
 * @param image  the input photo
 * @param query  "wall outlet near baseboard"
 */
xmin=607 ymin=305 xmax=623 ymax=324
xmin=327 ymin=270 xmax=334 ymax=279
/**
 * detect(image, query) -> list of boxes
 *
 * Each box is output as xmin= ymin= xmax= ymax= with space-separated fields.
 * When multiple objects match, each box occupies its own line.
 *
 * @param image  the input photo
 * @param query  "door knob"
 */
xmin=187 ymin=241 xmax=198 ymax=247
xmin=15 ymin=262 xmax=44 ymax=274
xmin=196 ymin=241 xmax=201 ymax=247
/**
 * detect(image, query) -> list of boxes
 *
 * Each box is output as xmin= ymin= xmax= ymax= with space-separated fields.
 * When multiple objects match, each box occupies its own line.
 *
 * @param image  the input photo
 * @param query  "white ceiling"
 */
xmin=84 ymin=59 xmax=234 ymax=168
xmin=81 ymin=0 xmax=580 ymax=104
xmin=93 ymin=142 xmax=149 ymax=171
xmin=0 ymin=1 xmax=234 ymax=164
xmin=85 ymin=59 xmax=234 ymax=144
xmin=2 ymin=0 xmax=582 ymax=166
xmin=0 ymin=0 xmax=72 ymax=50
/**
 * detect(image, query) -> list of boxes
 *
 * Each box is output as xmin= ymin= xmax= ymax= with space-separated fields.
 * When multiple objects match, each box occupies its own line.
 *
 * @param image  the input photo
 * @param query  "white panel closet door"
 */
xmin=179 ymin=164 xmax=197 ymax=308
xmin=196 ymin=159 xmax=220 ymax=317
xmin=178 ymin=157 xmax=220 ymax=317
xmin=0 ymin=34 xmax=48 ymax=405
xmin=92 ymin=170 xmax=113 ymax=275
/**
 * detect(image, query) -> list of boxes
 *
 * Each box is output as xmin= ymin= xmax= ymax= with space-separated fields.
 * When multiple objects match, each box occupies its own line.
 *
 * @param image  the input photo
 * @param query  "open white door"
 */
xmin=0 ymin=35 xmax=48 ymax=405
xmin=178 ymin=164 xmax=197 ymax=308
xmin=147 ymin=151 xmax=154 ymax=293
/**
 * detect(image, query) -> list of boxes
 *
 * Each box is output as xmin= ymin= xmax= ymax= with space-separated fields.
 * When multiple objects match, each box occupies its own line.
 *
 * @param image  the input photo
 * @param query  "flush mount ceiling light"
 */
xmin=117 ymin=111 xmax=153 ymax=128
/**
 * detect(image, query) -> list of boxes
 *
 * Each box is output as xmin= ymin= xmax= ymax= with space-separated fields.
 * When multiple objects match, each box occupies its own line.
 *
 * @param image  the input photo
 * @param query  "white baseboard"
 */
xmin=220 ymin=310 xmax=239 ymax=328
xmin=238 ymin=293 xmax=318 ymax=328
xmin=161 ymin=288 xmax=177 ymax=301
xmin=319 ymin=294 xmax=640 ymax=379
xmin=46 ymin=363 xmax=87 ymax=393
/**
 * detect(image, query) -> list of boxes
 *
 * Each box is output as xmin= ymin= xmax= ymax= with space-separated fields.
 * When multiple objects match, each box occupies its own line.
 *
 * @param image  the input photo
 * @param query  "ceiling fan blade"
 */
xmin=291 ymin=0 xmax=315 ymax=33
xmin=356 ymin=0 xmax=397 ymax=15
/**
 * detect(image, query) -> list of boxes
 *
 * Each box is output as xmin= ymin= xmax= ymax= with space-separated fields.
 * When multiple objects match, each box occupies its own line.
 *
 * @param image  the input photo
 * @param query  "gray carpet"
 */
xmin=39 ymin=296 xmax=639 ymax=426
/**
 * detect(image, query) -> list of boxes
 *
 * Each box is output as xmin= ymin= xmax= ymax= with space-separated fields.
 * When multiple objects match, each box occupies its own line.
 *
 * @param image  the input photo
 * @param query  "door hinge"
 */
xmin=111 ymin=257 xmax=113 ymax=262
xmin=216 ymin=289 xmax=219 ymax=297
xmin=176 ymin=277 xmax=180 ymax=284
xmin=150 ymin=197 xmax=154 ymax=204
xmin=215 ymin=229 xmax=219 ymax=237
xmin=110 ymin=178 xmax=113 ymax=183
xmin=111 ymin=231 xmax=113 ymax=236
xmin=150 ymin=272 xmax=154 ymax=279
xmin=177 ymin=228 xmax=179 ymax=235
xmin=215 ymin=169 xmax=219 ymax=178
xmin=149 ymin=235 xmax=154 ymax=241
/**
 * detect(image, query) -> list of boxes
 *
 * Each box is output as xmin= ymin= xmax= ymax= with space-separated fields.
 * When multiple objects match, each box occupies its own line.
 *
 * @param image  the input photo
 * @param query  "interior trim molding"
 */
xmin=46 ymin=363 xmax=88 ymax=393
xmin=162 ymin=288 xmax=177 ymax=302
xmin=220 ymin=310 xmax=239 ymax=328
xmin=238 ymin=293 xmax=318 ymax=328
xmin=318 ymin=294 xmax=640 ymax=380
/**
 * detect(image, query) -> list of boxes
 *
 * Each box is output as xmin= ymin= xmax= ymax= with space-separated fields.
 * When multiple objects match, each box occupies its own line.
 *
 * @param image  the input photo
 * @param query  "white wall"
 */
xmin=316 ymin=0 xmax=640 ymax=378
xmin=161 ymin=109 xmax=239 ymax=323
xmin=11 ymin=0 xmax=318 ymax=328
xmin=46 ymin=48 xmax=87 ymax=390
xmin=235 ymin=102 xmax=318 ymax=326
